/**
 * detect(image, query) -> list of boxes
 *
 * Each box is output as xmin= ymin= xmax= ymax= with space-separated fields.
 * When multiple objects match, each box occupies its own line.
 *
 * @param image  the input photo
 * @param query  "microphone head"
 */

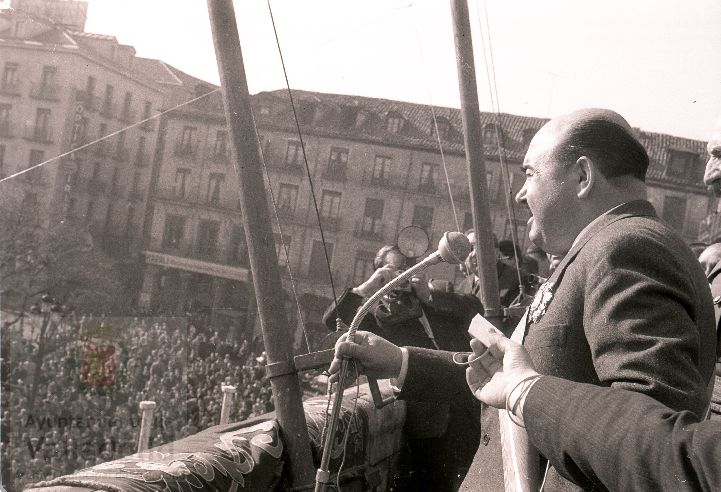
xmin=438 ymin=231 xmax=472 ymax=265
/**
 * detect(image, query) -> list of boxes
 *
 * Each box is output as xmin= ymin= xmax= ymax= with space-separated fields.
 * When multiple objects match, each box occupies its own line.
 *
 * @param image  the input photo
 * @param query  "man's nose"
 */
xmin=703 ymin=157 xmax=721 ymax=186
xmin=515 ymin=182 xmax=527 ymax=205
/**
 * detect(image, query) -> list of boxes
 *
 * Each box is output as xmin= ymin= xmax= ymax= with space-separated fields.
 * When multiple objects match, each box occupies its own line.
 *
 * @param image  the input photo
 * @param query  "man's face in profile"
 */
xmin=703 ymin=120 xmax=721 ymax=196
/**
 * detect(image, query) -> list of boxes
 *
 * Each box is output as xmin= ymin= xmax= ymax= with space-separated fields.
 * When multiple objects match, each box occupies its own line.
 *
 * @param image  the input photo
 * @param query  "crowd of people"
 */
xmin=0 ymin=316 xmax=310 ymax=492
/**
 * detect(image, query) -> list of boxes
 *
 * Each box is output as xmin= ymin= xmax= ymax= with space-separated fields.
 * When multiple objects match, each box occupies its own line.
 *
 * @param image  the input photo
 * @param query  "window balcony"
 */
xmin=319 ymin=215 xmax=341 ymax=232
xmin=0 ymin=80 xmax=22 ymax=97
xmin=173 ymin=142 xmax=197 ymax=158
xmin=353 ymin=220 xmax=386 ymax=242
xmin=208 ymin=150 xmax=229 ymax=164
xmin=23 ymin=124 xmax=54 ymax=144
xmin=0 ymin=122 xmax=13 ymax=138
xmin=29 ymin=82 xmax=61 ymax=101
xmin=322 ymin=168 xmax=347 ymax=182
xmin=100 ymin=101 xmax=117 ymax=119
xmin=74 ymin=89 xmax=100 ymax=112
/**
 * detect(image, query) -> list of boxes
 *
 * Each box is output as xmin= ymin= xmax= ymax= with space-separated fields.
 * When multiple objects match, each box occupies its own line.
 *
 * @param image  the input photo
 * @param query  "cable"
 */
xmin=266 ymin=0 xmax=339 ymax=311
xmin=410 ymin=4 xmax=461 ymax=233
xmin=0 ymin=88 xmax=221 ymax=185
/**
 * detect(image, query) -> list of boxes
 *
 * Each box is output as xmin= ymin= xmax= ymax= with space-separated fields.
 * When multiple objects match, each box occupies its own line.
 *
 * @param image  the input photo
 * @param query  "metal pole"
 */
xmin=137 ymin=400 xmax=156 ymax=452
xmin=219 ymin=384 xmax=236 ymax=425
xmin=450 ymin=0 xmax=502 ymax=324
xmin=206 ymin=1 xmax=315 ymax=487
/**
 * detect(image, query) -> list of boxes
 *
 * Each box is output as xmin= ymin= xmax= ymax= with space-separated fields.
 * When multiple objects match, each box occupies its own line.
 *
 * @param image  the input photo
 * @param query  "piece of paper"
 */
xmin=467 ymin=313 xmax=506 ymax=346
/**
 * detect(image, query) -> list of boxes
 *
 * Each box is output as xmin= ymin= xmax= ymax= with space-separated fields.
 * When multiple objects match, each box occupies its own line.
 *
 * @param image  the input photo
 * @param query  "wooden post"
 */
xmin=449 ymin=0 xmax=502 ymax=324
xmin=137 ymin=401 xmax=156 ymax=452
xmin=219 ymin=385 xmax=236 ymax=425
xmin=206 ymin=0 xmax=315 ymax=486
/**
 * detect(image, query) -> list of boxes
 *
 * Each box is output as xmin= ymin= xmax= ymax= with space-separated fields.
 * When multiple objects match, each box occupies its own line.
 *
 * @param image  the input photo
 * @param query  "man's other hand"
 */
xmin=466 ymin=336 xmax=539 ymax=409
xmin=328 ymin=330 xmax=403 ymax=382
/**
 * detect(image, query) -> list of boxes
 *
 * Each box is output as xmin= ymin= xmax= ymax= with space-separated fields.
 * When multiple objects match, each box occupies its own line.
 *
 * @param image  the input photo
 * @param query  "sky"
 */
xmin=4 ymin=0 xmax=721 ymax=141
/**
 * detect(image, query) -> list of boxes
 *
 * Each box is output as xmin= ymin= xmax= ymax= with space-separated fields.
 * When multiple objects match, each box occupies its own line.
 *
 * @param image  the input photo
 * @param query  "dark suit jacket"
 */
xmin=525 ymin=376 xmax=721 ymax=492
xmin=706 ymin=261 xmax=721 ymax=418
xmin=399 ymin=200 xmax=717 ymax=490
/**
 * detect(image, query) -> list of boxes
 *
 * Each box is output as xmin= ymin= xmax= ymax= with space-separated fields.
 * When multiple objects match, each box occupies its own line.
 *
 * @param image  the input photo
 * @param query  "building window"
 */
xmin=419 ymin=162 xmax=438 ymax=192
xmin=278 ymin=183 xmax=299 ymax=213
xmin=85 ymin=200 xmax=95 ymax=222
xmin=131 ymin=171 xmax=141 ymax=193
xmin=85 ymin=76 xmax=96 ymax=97
xmin=2 ymin=62 xmax=19 ymax=92
xmin=174 ymin=168 xmax=190 ymax=198
xmin=177 ymin=126 xmax=196 ymax=155
xmin=196 ymin=219 xmax=220 ymax=258
xmin=206 ymin=173 xmax=224 ymax=205
xmin=91 ymin=162 xmax=101 ymax=180
xmin=0 ymin=104 xmax=10 ymax=136
xmin=353 ymin=251 xmax=376 ymax=285
xmin=40 ymin=66 xmax=56 ymax=88
xmin=362 ymin=198 xmax=384 ymax=237
xmin=162 ymin=215 xmax=185 ymax=249
xmin=121 ymin=91 xmax=133 ymax=120
xmin=372 ymin=155 xmax=391 ymax=184
xmin=33 ymin=108 xmax=51 ymax=141
xmin=274 ymin=233 xmax=292 ymax=267
xmin=308 ymin=240 xmax=332 ymax=279
xmin=320 ymin=190 xmax=342 ymax=219
xmin=326 ymin=147 xmax=348 ymax=179
xmin=431 ymin=116 xmax=451 ymax=140
xmin=0 ymin=144 xmax=5 ymax=177
xmin=110 ymin=167 xmax=120 ymax=194
xmin=666 ymin=150 xmax=697 ymax=178
xmin=662 ymin=195 xmax=687 ymax=232
xmin=386 ymin=112 xmax=404 ymax=133
xmin=212 ymin=130 xmax=228 ymax=160
xmin=27 ymin=149 xmax=44 ymax=182
xmin=230 ymin=225 xmax=249 ymax=266
xmin=412 ymin=205 xmax=434 ymax=233
xmin=285 ymin=140 xmax=302 ymax=167
xmin=483 ymin=123 xmax=502 ymax=145
xmin=125 ymin=205 xmax=135 ymax=237
xmin=135 ymin=135 xmax=147 ymax=164
xmin=102 ymin=84 xmax=114 ymax=115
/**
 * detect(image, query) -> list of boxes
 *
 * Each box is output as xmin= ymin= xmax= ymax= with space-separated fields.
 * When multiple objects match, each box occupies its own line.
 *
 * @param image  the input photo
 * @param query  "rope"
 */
xmin=253 ymin=113 xmax=312 ymax=353
xmin=475 ymin=0 xmax=527 ymax=299
xmin=266 ymin=0 xmax=339 ymax=310
xmin=0 ymin=88 xmax=221 ymax=185
xmin=410 ymin=4 xmax=461 ymax=233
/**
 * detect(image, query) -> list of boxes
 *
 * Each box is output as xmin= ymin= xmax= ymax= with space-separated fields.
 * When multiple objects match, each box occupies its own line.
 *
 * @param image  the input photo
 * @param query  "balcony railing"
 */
xmin=207 ymin=150 xmax=229 ymax=164
xmin=23 ymin=124 xmax=54 ymax=144
xmin=361 ymin=169 xmax=406 ymax=190
xmin=353 ymin=220 xmax=386 ymax=242
xmin=322 ymin=167 xmax=347 ymax=182
xmin=113 ymin=147 xmax=130 ymax=162
xmin=319 ymin=215 xmax=341 ymax=232
xmin=0 ymin=80 xmax=22 ymax=96
xmin=173 ymin=142 xmax=197 ymax=158
xmin=128 ymin=190 xmax=145 ymax=202
xmin=416 ymin=182 xmax=441 ymax=196
xmin=0 ymin=122 xmax=13 ymax=138
xmin=74 ymin=89 xmax=100 ymax=112
xmin=118 ymin=107 xmax=137 ymax=123
xmin=29 ymin=82 xmax=61 ymax=101
xmin=134 ymin=150 xmax=149 ymax=167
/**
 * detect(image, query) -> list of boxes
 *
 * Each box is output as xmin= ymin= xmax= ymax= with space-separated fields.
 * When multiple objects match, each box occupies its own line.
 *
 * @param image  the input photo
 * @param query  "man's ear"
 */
xmin=576 ymin=156 xmax=595 ymax=199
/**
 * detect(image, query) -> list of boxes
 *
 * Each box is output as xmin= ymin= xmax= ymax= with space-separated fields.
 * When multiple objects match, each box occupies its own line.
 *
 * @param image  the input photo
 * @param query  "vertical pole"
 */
xmin=206 ymin=1 xmax=315 ymax=486
xmin=450 ymin=0 xmax=502 ymax=324
xmin=137 ymin=400 xmax=156 ymax=452
xmin=219 ymin=384 xmax=236 ymax=425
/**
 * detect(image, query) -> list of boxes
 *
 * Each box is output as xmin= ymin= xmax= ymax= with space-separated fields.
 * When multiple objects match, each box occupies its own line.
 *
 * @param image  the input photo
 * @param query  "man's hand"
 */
xmin=353 ymin=265 xmax=399 ymax=298
xmin=328 ymin=330 xmax=403 ymax=382
xmin=409 ymin=272 xmax=431 ymax=303
xmin=466 ymin=336 xmax=539 ymax=409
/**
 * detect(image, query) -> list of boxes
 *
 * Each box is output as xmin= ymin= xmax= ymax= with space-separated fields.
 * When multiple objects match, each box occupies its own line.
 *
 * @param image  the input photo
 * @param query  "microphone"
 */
xmin=346 ymin=231 xmax=472 ymax=407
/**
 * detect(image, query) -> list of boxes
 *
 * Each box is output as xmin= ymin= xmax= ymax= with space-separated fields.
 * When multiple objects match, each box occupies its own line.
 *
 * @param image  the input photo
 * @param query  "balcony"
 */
xmin=113 ymin=146 xmax=130 ymax=162
xmin=207 ymin=150 xmax=229 ymax=164
xmin=74 ymin=89 xmax=100 ymax=112
xmin=100 ymin=101 xmax=117 ymax=119
xmin=0 ymin=122 xmax=13 ymax=138
xmin=19 ymin=168 xmax=45 ymax=185
xmin=128 ymin=190 xmax=145 ymax=202
xmin=353 ymin=220 xmax=386 ymax=242
xmin=133 ymin=150 xmax=149 ymax=167
xmin=140 ymin=119 xmax=155 ymax=132
xmin=0 ymin=80 xmax=22 ymax=97
xmin=322 ymin=168 xmax=347 ymax=182
xmin=29 ymin=82 xmax=61 ymax=101
xmin=87 ymin=178 xmax=108 ymax=195
xmin=173 ymin=142 xmax=197 ymax=158
xmin=416 ymin=182 xmax=442 ymax=197
xmin=23 ymin=124 xmax=54 ymax=144
xmin=118 ymin=107 xmax=137 ymax=123
xmin=319 ymin=215 xmax=341 ymax=232
xmin=92 ymin=140 xmax=113 ymax=157
xmin=361 ymin=169 xmax=406 ymax=190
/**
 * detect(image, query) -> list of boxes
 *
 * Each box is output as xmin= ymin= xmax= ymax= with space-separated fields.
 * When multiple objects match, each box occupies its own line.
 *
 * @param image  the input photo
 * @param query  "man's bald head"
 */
xmin=540 ymin=108 xmax=649 ymax=181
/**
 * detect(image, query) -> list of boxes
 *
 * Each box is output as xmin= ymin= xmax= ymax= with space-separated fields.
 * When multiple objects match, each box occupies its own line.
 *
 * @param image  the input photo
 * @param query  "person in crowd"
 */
xmin=466 ymin=331 xmax=721 ymax=492
xmin=322 ymin=244 xmax=483 ymax=491
xmin=457 ymin=232 xmax=521 ymax=307
xmin=330 ymin=108 xmax=717 ymax=491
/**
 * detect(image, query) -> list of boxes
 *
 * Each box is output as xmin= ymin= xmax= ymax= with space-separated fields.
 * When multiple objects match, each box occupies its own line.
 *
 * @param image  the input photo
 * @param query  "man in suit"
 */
xmin=323 ymin=244 xmax=483 ymax=491
xmin=330 ymin=108 xmax=717 ymax=490
xmin=467 ymin=333 xmax=721 ymax=492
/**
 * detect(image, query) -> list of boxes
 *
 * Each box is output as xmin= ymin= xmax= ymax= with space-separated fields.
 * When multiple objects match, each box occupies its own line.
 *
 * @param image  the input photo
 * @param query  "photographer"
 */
xmin=323 ymin=244 xmax=483 ymax=491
